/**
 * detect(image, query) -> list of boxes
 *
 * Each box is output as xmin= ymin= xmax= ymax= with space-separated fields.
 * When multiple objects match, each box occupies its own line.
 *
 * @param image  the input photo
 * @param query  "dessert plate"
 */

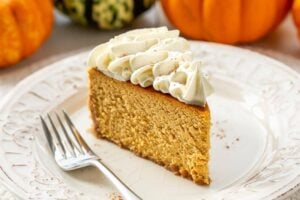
xmin=0 ymin=41 xmax=300 ymax=200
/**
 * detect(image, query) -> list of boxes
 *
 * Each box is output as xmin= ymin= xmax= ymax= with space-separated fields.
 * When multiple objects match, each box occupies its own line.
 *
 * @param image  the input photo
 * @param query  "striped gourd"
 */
xmin=55 ymin=0 xmax=156 ymax=29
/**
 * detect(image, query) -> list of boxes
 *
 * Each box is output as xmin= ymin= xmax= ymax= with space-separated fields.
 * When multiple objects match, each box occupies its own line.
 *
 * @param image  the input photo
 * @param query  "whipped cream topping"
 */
xmin=88 ymin=27 xmax=213 ymax=106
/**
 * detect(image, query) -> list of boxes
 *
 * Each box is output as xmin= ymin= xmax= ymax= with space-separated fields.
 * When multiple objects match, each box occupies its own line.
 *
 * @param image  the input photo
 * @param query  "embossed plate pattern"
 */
xmin=0 ymin=41 xmax=299 ymax=200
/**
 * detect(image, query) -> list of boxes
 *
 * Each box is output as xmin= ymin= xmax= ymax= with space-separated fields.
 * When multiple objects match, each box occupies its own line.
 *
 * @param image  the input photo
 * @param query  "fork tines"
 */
xmin=40 ymin=110 xmax=91 ymax=158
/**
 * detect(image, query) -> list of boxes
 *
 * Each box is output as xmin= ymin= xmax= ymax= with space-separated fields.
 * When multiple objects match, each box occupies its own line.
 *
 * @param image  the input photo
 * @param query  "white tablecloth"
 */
xmin=0 ymin=4 xmax=300 ymax=199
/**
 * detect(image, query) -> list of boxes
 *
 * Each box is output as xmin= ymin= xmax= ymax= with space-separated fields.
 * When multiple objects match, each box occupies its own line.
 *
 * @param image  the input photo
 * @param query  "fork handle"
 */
xmin=88 ymin=159 xmax=142 ymax=200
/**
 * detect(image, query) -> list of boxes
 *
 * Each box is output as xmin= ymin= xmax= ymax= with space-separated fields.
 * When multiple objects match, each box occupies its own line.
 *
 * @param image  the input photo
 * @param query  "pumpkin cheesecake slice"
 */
xmin=87 ymin=27 xmax=213 ymax=185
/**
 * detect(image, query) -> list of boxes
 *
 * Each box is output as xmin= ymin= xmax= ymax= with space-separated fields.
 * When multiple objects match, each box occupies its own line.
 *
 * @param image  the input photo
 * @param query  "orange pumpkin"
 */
xmin=0 ymin=0 xmax=53 ymax=68
xmin=293 ymin=0 xmax=300 ymax=38
xmin=161 ymin=0 xmax=292 ymax=44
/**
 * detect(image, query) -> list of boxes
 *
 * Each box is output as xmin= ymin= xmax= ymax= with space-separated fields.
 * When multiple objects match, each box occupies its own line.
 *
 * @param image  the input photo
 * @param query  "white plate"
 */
xmin=0 ymin=41 xmax=300 ymax=200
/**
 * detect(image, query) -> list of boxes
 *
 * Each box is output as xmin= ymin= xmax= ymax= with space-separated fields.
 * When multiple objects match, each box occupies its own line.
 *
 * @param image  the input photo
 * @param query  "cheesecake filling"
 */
xmin=88 ymin=27 xmax=213 ymax=106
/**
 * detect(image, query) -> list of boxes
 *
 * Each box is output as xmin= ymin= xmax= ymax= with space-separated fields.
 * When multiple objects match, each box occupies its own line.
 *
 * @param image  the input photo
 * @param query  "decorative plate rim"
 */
xmin=0 ymin=41 xmax=299 ymax=199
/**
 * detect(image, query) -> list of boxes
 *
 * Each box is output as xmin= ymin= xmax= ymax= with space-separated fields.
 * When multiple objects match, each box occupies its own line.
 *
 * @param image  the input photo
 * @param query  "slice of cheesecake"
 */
xmin=87 ymin=27 xmax=212 ymax=185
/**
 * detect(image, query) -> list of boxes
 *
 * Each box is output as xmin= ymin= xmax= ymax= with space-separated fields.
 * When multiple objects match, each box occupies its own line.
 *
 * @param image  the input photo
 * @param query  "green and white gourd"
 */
xmin=55 ymin=0 xmax=156 ymax=29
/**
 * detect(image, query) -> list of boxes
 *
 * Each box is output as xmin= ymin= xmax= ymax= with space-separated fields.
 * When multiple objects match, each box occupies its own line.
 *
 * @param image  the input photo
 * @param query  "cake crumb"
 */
xmin=225 ymin=145 xmax=230 ymax=149
xmin=216 ymin=131 xmax=226 ymax=139
xmin=109 ymin=192 xmax=123 ymax=200
xmin=86 ymin=126 xmax=96 ymax=134
xmin=236 ymin=138 xmax=240 ymax=141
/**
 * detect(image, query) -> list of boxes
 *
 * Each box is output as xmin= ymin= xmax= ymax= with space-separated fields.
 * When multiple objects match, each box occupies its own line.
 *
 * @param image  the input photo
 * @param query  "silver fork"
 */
xmin=40 ymin=110 xmax=142 ymax=200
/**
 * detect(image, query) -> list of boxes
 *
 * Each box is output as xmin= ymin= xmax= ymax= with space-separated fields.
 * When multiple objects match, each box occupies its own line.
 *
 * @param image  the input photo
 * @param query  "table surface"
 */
xmin=0 ymin=3 xmax=300 ymax=200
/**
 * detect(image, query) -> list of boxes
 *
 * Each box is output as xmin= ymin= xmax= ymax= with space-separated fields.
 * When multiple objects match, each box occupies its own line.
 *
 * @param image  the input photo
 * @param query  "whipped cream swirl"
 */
xmin=88 ymin=27 xmax=213 ymax=106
